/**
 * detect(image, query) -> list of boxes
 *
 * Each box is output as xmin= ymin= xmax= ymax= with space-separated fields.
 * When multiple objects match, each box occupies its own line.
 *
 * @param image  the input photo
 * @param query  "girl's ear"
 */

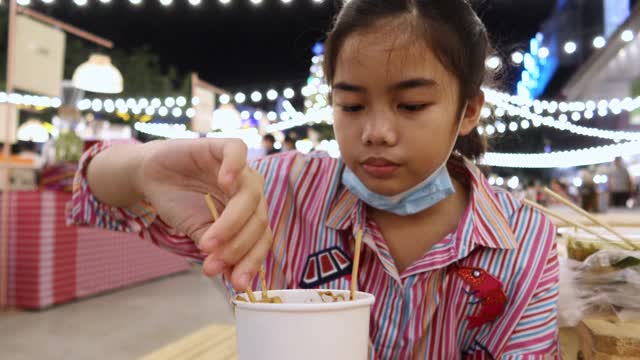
xmin=459 ymin=91 xmax=485 ymax=136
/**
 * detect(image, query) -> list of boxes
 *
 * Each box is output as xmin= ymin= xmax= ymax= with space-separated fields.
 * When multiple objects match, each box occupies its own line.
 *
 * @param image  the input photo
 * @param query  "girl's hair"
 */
xmin=324 ymin=0 xmax=492 ymax=160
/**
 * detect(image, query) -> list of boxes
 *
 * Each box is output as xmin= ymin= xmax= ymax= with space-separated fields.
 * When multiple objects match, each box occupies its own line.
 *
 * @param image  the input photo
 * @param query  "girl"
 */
xmin=70 ymin=0 xmax=559 ymax=358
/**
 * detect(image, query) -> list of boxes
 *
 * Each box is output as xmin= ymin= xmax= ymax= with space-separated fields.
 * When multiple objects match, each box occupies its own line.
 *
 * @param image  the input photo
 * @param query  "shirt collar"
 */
xmin=325 ymin=157 xmax=518 ymax=250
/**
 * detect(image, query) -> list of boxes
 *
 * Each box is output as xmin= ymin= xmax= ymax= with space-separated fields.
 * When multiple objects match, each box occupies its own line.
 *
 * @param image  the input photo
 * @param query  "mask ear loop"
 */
xmin=450 ymin=101 xmax=470 ymax=158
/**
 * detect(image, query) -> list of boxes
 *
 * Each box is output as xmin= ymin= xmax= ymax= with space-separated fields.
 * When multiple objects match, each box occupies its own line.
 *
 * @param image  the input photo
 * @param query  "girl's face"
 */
xmin=332 ymin=20 xmax=484 ymax=196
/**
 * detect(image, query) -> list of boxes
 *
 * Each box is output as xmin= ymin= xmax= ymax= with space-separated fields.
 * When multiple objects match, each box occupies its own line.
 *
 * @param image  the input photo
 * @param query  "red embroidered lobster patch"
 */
xmin=452 ymin=266 xmax=507 ymax=329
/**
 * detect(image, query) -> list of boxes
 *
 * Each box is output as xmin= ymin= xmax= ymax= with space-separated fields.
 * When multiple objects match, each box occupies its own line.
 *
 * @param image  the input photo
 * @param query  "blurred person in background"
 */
xmin=578 ymin=169 xmax=598 ymax=212
xmin=549 ymin=178 xmax=574 ymax=205
xmin=261 ymin=134 xmax=280 ymax=156
xmin=282 ymin=136 xmax=296 ymax=152
xmin=608 ymin=157 xmax=635 ymax=207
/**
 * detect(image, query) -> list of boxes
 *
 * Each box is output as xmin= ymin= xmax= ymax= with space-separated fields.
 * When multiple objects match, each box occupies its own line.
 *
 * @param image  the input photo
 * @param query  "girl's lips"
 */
xmin=361 ymin=163 xmax=399 ymax=178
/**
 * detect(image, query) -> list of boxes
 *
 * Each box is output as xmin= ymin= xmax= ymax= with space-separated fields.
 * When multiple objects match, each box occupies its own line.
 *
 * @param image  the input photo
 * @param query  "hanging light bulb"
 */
xmin=485 ymin=56 xmax=501 ymax=70
xmin=283 ymin=88 xmax=295 ymax=99
xmin=563 ymin=41 xmax=577 ymax=54
xmin=219 ymin=94 xmax=231 ymax=104
xmin=267 ymin=89 xmax=278 ymax=101
xmin=538 ymin=47 xmax=550 ymax=59
xmin=251 ymin=91 xmax=263 ymax=102
xmin=511 ymin=51 xmax=524 ymax=64
xmin=621 ymin=30 xmax=635 ymax=42
xmin=72 ymin=54 xmax=123 ymax=94
xmin=593 ymin=36 xmax=606 ymax=49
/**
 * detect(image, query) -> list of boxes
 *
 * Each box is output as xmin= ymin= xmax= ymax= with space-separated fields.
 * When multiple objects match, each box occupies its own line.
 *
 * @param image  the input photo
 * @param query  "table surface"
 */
xmin=142 ymin=323 xmax=584 ymax=360
xmin=141 ymin=324 xmax=237 ymax=360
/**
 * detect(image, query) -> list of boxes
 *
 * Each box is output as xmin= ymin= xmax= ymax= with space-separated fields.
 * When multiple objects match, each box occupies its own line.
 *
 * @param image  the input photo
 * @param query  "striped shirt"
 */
xmin=69 ymin=142 xmax=559 ymax=359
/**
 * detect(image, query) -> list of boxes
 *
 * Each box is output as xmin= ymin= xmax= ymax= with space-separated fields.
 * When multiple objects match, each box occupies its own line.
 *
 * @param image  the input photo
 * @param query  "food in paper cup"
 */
xmin=232 ymin=289 xmax=375 ymax=360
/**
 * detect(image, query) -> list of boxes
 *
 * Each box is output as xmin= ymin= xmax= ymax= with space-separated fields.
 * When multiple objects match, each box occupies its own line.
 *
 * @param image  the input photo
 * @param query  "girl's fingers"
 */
xmin=198 ymin=170 xmax=263 ymax=252
xmin=230 ymin=227 xmax=273 ymax=291
xmin=203 ymin=253 xmax=227 ymax=277
xmin=216 ymin=197 xmax=269 ymax=265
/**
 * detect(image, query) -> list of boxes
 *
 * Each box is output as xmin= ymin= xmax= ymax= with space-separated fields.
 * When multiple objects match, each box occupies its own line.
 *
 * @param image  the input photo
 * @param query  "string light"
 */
xmin=219 ymin=94 xmax=230 ymax=104
xmin=621 ymin=29 xmax=635 ymax=42
xmin=250 ymin=0 xmax=262 ymax=4
xmin=188 ymin=0 xmax=201 ymax=5
xmin=129 ymin=0 xmax=142 ymax=5
xmin=266 ymin=89 xmax=278 ymax=101
xmin=73 ymin=0 xmax=87 ymax=5
xmin=480 ymin=141 xmax=640 ymax=169
xmin=234 ymin=92 xmax=246 ymax=104
xmin=593 ymin=36 xmax=606 ymax=49
xmin=538 ymin=47 xmax=550 ymax=59
xmin=219 ymin=0 xmax=231 ymax=4
xmin=283 ymin=88 xmax=295 ymax=99
xmin=563 ymin=41 xmax=577 ymax=54
xmin=485 ymin=56 xmax=501 ymax=70
xmin=250 ymin=91 xmax=263 ymax=103
xmin=511 ymin=51 xmax=524 ymax=64
xmin=159 ymin=0 xmax=172 ymax=6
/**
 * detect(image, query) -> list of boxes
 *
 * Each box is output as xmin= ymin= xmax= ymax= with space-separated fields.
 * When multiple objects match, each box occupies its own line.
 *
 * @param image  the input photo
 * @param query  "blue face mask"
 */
xmin=341 ymin=162 xmax=455 ymax=216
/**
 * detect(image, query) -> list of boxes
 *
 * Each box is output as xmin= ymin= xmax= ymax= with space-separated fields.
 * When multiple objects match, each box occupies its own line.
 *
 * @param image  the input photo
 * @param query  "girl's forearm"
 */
xmin=86 ymin=143 xmax=148 ymax=208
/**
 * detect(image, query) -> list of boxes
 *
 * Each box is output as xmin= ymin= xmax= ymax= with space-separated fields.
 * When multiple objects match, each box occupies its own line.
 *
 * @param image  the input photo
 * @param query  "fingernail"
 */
xmin=238 ymin=273 xmax=251 ymax=289
xmin=208 ymin=260 xmax=226 ymax=275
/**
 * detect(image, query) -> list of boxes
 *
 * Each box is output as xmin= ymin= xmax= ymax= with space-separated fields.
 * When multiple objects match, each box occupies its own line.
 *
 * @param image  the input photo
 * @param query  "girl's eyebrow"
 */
xmin=333 ymin=78 xmax=438 ymax=94
xmin=333 ymin=82 xmax=366 ymax=93
xmin=391 ymin=78 xmax=438 ymax=91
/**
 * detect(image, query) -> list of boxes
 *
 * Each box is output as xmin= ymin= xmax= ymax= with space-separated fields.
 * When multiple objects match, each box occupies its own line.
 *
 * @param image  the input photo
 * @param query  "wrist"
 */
xmin=134 ymin=141 xmax=161 ymax=201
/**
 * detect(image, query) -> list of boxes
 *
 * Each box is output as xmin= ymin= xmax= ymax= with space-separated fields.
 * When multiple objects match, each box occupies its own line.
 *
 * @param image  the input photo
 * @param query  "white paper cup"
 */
xmin=232 ymin=289 xmax=375 ymax=360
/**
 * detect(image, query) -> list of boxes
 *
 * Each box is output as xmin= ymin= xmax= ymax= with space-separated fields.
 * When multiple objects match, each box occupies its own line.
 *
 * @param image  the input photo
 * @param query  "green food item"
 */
xmin=612 ymin=256 xmax=640 ymax=269
xmin=55 ymin=131 xmax=84 ymax=163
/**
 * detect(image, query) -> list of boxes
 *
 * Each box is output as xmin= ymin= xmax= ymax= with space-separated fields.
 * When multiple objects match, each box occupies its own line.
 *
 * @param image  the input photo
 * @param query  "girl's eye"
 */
xmin=399 ymin=104 xmax=428 ymax=112
xmin=340 ymin=105 xmax=365 ymax=113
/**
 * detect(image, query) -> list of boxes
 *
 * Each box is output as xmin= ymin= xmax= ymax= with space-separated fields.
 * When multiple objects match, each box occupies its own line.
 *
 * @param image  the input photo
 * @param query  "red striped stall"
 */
xmin=5 ymin=190 xmax=189 ymax=309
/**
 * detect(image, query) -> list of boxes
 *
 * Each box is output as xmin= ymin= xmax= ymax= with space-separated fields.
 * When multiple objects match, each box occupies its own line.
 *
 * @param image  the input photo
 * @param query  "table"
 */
xmin=143 ymin=324 xmax=586 ymax=359
xmin=5 ymin=190 xmax=190 ymax=309
xmin=141 ymin=324 xmax=237 ymax=360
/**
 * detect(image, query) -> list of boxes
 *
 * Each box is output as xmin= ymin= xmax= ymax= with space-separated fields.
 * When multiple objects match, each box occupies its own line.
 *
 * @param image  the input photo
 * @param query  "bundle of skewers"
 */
xmin=525 ymin=188 xmax=640 ymax=322
xmin=203 ymin=194 xmax=364 ymax=305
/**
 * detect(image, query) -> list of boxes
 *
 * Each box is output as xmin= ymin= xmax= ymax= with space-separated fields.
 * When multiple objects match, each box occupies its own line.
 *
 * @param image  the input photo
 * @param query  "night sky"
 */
xmin=30 ymin=0 xmax=556 ymax=92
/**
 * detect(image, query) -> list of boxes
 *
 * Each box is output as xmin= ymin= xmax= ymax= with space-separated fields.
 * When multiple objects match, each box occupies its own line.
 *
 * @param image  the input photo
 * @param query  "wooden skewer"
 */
xmin=204 ymin=193 xmax=257 ymax=303
xmin=350 ymin=229 xmax=364 ymax=301
xmin=543 ymin=187 xmax=638 ymax=250
xmin=259 ymin=266 xmax=268 ymax=300
xmin=524 ymin=199 xmax=631 ymax=250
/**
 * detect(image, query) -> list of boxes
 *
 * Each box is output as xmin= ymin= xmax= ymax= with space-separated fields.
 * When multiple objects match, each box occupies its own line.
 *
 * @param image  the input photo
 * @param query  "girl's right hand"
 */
xmin=136 ymin=138 xmax=272 ymax=291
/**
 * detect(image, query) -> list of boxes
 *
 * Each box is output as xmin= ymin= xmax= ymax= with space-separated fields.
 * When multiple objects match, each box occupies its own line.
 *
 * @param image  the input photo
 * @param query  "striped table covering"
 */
xmin=4 ymin=190 xmax=190 ymax=309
